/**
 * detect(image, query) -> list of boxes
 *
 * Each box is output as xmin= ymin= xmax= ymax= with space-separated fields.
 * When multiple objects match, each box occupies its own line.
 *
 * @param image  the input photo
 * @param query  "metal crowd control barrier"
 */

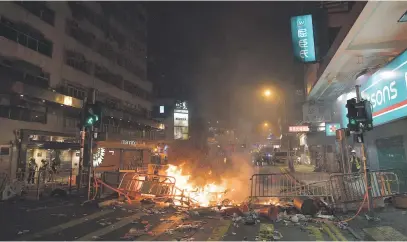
xmin=116 ymin=171 xmax=176 ymax=199
xmin=329 ymin=170 xmax=400 ymax=203
xmin=250 ymin=173 xmax=332 ymax=199
xmin=97 ymin=170 xmax=200 ymax=208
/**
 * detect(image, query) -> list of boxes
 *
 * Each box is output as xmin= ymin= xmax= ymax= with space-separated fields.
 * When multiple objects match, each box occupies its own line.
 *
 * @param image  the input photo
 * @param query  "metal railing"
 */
xmin=329 ymin=170 xmax=400 ymax=204
xmin=250 ymin=173 xmax=332 ymax=199
xmin=0 ymin=169 xmax=89 ymax=200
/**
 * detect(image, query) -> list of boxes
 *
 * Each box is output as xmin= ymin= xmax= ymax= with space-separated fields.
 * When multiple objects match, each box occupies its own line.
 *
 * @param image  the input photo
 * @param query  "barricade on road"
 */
xmin=250 ymin=173 xmax=332 ymax=200
xmin=115 ymin=171 xmax=176 ymax=199
xmin=329 ymin=170 xmax=400 ymax=204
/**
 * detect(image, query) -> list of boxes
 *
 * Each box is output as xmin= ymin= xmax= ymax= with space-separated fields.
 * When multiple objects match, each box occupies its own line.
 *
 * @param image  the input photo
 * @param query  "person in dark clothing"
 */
xmin=350 ymin=150 xmax=361 ymax=173
xmin=27 ymin=158 xmax=37 ymax=184
xmin=39 ymin=159 xmax=48 ymax=183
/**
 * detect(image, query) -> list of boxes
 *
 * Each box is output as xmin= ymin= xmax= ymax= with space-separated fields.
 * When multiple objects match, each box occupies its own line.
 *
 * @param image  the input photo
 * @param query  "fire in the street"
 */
xmin=164 ymin=164 xmax=227 ymax=207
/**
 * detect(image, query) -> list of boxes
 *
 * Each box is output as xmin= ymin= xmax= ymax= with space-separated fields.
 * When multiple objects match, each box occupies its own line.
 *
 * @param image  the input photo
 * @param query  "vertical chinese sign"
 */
xmin=290 ymin=14 xmax=316 ymax=63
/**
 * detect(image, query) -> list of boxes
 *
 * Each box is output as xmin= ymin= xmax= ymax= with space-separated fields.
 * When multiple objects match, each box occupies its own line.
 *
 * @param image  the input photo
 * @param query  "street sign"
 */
xmin=288 ymin=126 xmax=310 ymax=132
xmin=326 ymin=123 xmax=340 ymax=136
xmin=290 ymin=14 xmax=317 ymax=63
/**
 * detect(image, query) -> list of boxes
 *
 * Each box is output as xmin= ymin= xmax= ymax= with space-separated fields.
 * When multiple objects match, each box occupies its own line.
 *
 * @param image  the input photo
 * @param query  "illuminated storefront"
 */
xmin=174 ymin=101 xmax=189 ymax=140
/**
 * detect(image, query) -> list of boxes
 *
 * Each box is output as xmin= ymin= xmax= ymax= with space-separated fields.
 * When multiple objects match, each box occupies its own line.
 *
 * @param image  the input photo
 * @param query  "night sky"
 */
xmin=147 ymin=2 xmax=310 ymax=127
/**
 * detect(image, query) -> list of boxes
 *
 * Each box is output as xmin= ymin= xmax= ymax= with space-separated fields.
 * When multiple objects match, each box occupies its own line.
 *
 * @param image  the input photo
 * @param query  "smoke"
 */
xmin=221 ymin=153 xmax=255 ymax=202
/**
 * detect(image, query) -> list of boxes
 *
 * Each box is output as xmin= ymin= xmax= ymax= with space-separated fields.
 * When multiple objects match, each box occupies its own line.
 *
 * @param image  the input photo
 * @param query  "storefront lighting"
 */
xmin=93 ymin=148 xmax=105 ymax=167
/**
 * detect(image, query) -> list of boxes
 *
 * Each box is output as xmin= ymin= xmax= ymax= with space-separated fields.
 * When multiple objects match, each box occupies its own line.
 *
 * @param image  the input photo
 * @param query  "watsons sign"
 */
xmin=342 ymin=49 xmax=407 ymax=127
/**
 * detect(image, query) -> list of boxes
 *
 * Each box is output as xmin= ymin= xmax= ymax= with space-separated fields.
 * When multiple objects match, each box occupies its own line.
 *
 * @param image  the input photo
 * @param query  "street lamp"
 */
xmin=263 ymin=89 xmax=271 ymax=97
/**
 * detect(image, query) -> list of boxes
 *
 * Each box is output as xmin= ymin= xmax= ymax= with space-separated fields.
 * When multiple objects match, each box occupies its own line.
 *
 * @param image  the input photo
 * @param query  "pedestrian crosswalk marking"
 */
xmin=19 ymin=209 xmax=114 ymax=240
xmin=258 ymin=223 xmax=274 ymax=241
xmin=76 ymin=212 xmax=145 ymax=241
xmin=136 ymin=215 xmax=185 ymax=241
xmin=363 ymin=226 xmax=407 ymax=241
xmin=307 ymin=225 xmax=324 ymax=241
xmin=207 ymin=219 xmax=232 ymax=241
xmin=326 ymin=222 xmax=347 ymax=241
xmin=322 ymin=223 xmax=338 ymax=241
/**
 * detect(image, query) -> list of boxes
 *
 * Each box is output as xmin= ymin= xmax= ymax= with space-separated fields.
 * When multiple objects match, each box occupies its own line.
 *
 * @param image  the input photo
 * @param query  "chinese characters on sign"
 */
xmin=290 ymin=14 xmax=316 ymax=63
xmin=289 ymin=126 xmax=310 ymax=132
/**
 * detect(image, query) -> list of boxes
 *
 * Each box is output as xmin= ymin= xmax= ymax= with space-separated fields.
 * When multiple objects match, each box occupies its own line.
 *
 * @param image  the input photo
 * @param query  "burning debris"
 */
xmin=163 ymin=164 xmax=243 ymax=207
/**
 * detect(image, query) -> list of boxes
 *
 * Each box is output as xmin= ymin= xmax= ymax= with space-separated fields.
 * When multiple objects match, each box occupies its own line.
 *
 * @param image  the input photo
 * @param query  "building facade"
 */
xmin=0 ymin=2 xmax=162 ymax=177
xmin=302 ymin=2 xmax=407 ymax=172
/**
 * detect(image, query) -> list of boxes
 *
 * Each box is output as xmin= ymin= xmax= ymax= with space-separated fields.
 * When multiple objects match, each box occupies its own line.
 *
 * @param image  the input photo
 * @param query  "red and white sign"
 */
xmin=289 ymin=126 xmax=310 ymax=132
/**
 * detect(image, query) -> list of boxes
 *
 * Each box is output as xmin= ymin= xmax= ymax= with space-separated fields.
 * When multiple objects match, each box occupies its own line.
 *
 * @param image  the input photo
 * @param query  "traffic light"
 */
xmin=346 ymin=98 xmax=359 ymax=132
xmin=359 ymin=100 xmax=373 ymax=131
xmin=83 ymin=102 xmax=102 ymax=128
xmin=346 ymin=98 xmax=373 ymax=133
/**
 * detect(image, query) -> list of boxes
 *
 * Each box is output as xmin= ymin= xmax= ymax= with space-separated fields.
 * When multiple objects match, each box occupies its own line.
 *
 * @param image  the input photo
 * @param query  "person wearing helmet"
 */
xmin=349 ymin=149 xmax=361 ymax=173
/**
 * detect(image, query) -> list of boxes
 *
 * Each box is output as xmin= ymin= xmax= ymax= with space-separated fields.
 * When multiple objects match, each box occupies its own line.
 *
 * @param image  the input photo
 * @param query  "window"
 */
xmin=94 ymin=64 xmax=123 ymax=89
xmin=64 ymin=117 xmax=78 ymax=128
xmin=0 ymin=59 xmax=50 ymax=88
xmin=376 ymin=136 xmax=407 ymax=170
xmin=0 ymin=16 xmax=53 ymax=57
xmin=65 ymin=20 xmax=95 ymax=48
xmin=14 ymin=2 xmax=55 ymax=26
xmin=0 ymin=105 xmax=46 ymax=124
xmin=66 ymin=83 xmax=86 ymax=100
xmin=64 ymin=50 xmax=92 ymax=74
xmin=0 ymin=147 xmax=10 ymax=156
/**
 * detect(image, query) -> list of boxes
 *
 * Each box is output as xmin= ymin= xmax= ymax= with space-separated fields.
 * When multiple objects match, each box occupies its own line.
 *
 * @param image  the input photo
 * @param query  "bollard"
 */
xmin=293 ymin=196 xmax=319 ymax=215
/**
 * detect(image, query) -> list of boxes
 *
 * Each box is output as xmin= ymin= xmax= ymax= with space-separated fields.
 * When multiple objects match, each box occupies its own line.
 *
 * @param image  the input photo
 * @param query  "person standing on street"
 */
xmin=349 ymin=150 xmax=361 ymax=173
xmin=27 ymin=158 xmax=37 ymax=184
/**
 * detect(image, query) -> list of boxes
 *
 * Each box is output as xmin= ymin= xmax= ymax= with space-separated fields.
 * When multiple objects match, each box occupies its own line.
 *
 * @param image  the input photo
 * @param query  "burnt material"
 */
xmin=293 ymin=196 xmax=319 ymax=215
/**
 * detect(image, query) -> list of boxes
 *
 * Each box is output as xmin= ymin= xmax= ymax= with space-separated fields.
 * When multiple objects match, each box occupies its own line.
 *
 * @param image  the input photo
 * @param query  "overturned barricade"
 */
xmin=97 ymin=170 xmax=200 ymax=208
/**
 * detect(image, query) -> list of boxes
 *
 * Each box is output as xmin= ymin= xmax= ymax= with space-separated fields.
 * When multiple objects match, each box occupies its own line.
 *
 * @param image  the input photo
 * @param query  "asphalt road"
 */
xmin=0 ymin=196 xmax=355 ymax=241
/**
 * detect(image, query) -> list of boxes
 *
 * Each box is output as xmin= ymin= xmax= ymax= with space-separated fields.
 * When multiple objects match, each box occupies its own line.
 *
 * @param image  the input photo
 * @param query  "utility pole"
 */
xmin=355 ymin=85 xmax=373 ymax=215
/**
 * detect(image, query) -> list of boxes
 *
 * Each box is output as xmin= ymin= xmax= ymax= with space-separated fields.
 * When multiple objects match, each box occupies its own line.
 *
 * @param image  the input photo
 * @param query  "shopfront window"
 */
xmin=375 ymin=135 xmax=407 ymax=170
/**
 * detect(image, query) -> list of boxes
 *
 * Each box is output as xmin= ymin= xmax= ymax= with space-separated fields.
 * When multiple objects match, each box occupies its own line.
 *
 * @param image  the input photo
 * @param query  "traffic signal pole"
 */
xmin=78 ymin=96 xmax=87 ymax=190
xmin=355 ymin=85 xmax=373 ymax=215
xmin=87 ymin=89 xmax=96 ymax=201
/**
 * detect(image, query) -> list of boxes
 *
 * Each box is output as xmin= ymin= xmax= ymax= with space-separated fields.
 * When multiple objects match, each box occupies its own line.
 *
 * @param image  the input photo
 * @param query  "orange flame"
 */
xmin=165 ymin=164 xmax=227 ymax=207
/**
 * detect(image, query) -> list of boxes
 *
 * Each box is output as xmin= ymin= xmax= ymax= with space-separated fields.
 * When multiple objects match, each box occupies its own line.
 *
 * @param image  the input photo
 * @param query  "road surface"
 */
xmin=0 ymin=196 xmax=354 ymax=241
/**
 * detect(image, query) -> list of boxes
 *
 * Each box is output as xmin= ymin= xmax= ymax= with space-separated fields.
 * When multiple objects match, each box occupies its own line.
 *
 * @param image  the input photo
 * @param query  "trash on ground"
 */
xmin=316 ymin=213 xmax=334 ymax=220
xmin=17 ymin=230 xmax=30 ymax=235
xmin=273 ymin=230 xmax=283 ymax=240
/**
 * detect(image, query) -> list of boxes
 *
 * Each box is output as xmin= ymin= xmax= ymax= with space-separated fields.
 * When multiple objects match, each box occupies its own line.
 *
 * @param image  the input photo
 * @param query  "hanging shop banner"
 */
xmin=290 ymin=14 xmax=317 ymax=63
xmin=325 ymin=123 xmax=341 ymax=136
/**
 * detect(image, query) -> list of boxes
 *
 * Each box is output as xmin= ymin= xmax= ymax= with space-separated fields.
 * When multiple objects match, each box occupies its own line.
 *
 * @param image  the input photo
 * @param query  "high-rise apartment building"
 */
xmin=0 ymin=2 xmax=163 ymax=176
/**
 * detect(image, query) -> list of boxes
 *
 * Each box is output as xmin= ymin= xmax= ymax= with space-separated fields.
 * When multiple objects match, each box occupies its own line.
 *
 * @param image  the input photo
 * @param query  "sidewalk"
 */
xmin=343 ymin=205 xmax=407 ymax=241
